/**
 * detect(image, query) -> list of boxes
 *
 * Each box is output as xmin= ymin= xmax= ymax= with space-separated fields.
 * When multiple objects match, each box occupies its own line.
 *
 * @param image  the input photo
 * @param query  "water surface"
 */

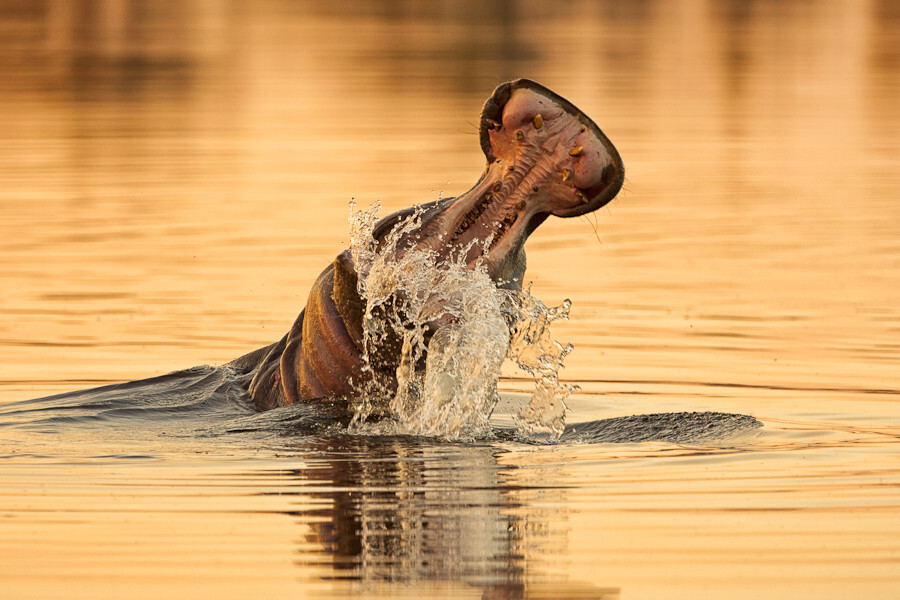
xmin=1 ymin=1 xmax=899 ymax=598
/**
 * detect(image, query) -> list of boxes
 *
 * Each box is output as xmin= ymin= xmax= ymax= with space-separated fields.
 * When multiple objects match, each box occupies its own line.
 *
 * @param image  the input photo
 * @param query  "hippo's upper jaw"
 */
xmin=385 ymin=79 xmax=624 ymax=284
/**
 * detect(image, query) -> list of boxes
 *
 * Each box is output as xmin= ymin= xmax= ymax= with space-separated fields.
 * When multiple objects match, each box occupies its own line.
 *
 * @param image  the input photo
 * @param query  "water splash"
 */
xmin=347 ymin=201 xmax=576 ymax=441
xmin=506 ymin=291 xmax=578 ymax=439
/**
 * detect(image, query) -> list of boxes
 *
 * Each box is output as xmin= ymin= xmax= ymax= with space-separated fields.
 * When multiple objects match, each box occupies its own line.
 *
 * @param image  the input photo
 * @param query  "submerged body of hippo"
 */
xmin=0 ymin=80 xmax=761 ymax=445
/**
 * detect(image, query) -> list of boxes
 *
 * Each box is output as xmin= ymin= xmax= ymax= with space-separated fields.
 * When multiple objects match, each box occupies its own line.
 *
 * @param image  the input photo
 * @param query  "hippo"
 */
xmin=0 ymin=79 xmax=762 ymax=445
xmin=228 ymin=78 xmax=625 ymax=411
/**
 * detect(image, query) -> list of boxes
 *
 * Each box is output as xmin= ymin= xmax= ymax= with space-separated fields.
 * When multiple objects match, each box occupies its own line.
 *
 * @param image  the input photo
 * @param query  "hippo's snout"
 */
xmin=365 ymin=78 xmax=624 ymax=287
xmin=390 ymin=79 xmax=624 ymax=279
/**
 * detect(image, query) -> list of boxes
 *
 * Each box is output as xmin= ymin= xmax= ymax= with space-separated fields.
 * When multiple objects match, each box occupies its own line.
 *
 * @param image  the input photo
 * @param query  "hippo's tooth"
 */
xmin=533 ymin=114 xmax=543 ymax=129
xmin=561 ymin=168 xmax=571 ymax=182
xmin=569 ymin=146 xmax=583 ymax=157
xmin=493 ymin=182 xmax=503 ymax=193
xmin=575 ymin=190 xmax=588 ymax=203
xmin=516 ymin=200 xmax=526 ymax=210
xmin=489 ymin=212 xmax=518 ymax=250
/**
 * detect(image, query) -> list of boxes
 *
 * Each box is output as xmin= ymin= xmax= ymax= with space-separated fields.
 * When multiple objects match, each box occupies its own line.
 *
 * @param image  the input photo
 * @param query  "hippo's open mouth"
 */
xmin=372 ymin=78 xmax=624 ymax=284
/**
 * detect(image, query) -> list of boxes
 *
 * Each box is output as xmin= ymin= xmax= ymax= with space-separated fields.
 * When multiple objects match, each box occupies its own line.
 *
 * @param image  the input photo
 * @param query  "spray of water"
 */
xmin=347 ymin=201 xmax=577 ymax=441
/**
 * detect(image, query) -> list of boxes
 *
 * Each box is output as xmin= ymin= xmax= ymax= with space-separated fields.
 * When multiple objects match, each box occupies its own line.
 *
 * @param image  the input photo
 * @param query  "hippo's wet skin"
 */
xmin=230 ymin=79 xmax=625 ymax=411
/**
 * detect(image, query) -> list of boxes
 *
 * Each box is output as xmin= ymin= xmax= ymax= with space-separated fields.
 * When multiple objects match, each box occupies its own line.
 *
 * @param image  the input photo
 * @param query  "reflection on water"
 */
xmin=2 ymin=418 xmax=897 ymax=600
xmin=1 ymin=0 xmax=899 ymax=599
xmin=287 ymin=439 xmax=626 ymax=599
xmin=292 ymin=441 xmax=530 ymax=584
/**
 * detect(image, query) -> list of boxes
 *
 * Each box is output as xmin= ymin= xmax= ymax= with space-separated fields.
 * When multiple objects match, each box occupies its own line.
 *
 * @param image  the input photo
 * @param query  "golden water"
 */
xmin=1 ymin=1 xmax=899 ymax=598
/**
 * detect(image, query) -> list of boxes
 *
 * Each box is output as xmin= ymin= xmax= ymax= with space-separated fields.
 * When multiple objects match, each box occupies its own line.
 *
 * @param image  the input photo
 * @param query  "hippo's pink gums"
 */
xmin=231 ymin=79 xmax=624 ymax=410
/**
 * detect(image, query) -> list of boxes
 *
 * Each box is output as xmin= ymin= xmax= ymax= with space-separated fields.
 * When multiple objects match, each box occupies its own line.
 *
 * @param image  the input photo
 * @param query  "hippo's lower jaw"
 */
xmin=237 ymin=79 xmax=624 ymax=410
xmin=384 ymin=79 xmax=624 ymax=284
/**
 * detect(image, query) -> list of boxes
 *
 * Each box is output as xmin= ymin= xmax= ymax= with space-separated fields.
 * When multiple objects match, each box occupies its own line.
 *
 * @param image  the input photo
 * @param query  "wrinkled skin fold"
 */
xmin=230 ymin=79 xmax=625 ymax=410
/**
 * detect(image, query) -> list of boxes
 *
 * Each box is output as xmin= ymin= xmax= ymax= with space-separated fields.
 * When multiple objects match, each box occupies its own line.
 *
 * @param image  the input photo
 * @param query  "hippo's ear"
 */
xmin=331 ymin=251 xmax=366 ymax=350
